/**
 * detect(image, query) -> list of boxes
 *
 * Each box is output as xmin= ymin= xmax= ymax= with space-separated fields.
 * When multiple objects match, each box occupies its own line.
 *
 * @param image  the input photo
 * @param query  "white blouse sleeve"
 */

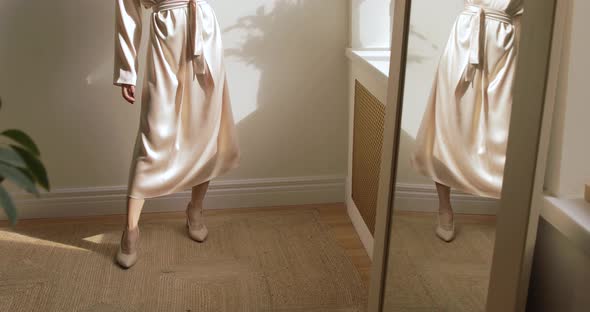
xmin=113 ymin=0 xmax=143 ymax=86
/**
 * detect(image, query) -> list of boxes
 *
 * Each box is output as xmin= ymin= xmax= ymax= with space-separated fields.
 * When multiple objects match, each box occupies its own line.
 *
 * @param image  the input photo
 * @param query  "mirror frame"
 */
xmin=368 ymin=0 xmax=565 ymax=311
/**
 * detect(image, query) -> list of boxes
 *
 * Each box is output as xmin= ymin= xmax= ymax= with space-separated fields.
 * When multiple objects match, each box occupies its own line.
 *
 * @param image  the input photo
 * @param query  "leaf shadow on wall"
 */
xmin=222 ymin=0 xmax=349 ymax=178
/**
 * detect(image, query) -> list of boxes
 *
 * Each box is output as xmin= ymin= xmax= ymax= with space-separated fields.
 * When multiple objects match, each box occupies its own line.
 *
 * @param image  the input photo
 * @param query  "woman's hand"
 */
xmin=121 ymin=84 xmax=136 ymax=104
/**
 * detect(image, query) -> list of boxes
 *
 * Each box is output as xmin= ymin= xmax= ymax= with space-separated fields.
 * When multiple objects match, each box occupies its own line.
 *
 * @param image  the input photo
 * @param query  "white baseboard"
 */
xmin=395 ymin=183 xmax=499 ymax=215
xmin=344 ymin=182 xmax=499 ymax=260
xmin=2 ymin=176 xmax=346 ymax=220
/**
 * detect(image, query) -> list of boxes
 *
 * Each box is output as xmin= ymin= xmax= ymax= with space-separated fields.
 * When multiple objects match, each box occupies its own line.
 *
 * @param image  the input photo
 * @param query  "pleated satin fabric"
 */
xmin=114 ymin=0 xmax=240 ymax=199
xmin=410 ymin=0 xmax=523 ymax=199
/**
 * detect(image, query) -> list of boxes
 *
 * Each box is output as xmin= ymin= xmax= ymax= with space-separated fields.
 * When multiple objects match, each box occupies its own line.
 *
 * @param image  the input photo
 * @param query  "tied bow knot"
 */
xmin=462 ymin=5 xmax=515 ymax=83
xmin=465 ymin=7 xmax=485 ymax=83
xmin=152 ymin=0 xmax=209 ymax=81
xmin=188 ymin=0 xmax=206 ymax=79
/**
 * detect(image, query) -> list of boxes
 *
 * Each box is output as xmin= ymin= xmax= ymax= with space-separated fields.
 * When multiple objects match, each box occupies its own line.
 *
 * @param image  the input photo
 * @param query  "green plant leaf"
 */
xmin=0 ymin=146 xmax=27 ymax=168
xmin=0 ymin=163 xmax=39 ymax=196
xmin=0 ymin=184 xmax=18 ymax=226
xmin=10 ymin=145 xmax=49 ymax=191
xmin=17 ymin=167 xmax=35 ymax=181
xmin=1 ymin=129 xmax=40 ymax=156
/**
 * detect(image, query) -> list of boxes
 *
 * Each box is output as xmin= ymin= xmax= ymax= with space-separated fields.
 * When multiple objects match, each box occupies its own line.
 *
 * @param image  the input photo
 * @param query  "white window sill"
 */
xmin=345 ymin=48 xmax=391 ymax=81
xmin=541 ymin=195 xmax=590 ymax=255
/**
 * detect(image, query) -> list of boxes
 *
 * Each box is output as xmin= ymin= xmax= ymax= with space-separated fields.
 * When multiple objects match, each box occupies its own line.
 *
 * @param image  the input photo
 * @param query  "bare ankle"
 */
xmin=126 ymin=224 xmax=138 ymax=231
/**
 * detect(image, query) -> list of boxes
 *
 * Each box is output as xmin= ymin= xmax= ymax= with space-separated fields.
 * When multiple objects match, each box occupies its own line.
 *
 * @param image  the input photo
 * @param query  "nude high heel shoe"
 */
xmin=186 ymin=201 xmax=208 ymax=242
xmin=435 ymin=214 xmax=455 ymax=242
xmin=116 ymin=226 xmax=140 ymax=269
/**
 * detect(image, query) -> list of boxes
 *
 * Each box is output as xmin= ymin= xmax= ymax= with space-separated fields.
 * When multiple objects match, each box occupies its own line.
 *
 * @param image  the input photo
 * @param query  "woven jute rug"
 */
xmin=383 ymin=213 xmax=495 ymax=312
xmin=0 ymin=208 xmax=367 ymax=312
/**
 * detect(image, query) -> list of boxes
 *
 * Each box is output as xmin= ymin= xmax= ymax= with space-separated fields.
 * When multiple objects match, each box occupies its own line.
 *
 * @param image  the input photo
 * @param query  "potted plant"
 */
xmin=0 ymin=97 xmax=49 ymax=226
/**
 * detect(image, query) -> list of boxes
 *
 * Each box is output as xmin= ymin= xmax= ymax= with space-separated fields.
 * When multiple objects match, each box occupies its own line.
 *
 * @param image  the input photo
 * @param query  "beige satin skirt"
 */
xmin=127 ymin=1 xmax=240 ymax=199
xmin=410 ymin=5 xmax=521 ymax=199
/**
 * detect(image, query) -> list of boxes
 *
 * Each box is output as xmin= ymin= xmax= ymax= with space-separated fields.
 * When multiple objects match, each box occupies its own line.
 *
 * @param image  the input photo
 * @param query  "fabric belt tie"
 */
xmin=153 ymin=0 xmax=208 ymax=81
xmin=461 ymin=4 xmax=517 ymax=83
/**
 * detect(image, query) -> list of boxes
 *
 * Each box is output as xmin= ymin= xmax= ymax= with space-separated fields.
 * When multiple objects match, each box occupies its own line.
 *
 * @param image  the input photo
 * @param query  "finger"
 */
xmin=128 ymin=86 xmax=135 ymax=104
xmin=122 ymin=87 xmax=130 ymax=102
xmin=122 ymin=86 xmax=134 ymax=104
xmin=128 ymin=86 xmax=136 ymax=103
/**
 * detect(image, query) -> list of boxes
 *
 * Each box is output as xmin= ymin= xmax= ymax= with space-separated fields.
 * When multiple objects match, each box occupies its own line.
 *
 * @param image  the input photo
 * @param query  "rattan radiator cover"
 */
xmin=352 ymin=80 xmax=386 ymax=235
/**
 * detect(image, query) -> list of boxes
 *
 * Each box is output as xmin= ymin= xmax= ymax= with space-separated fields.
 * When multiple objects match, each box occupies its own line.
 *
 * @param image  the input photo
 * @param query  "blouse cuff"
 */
xmin=113 ymin=69 xmax=137 ymax=86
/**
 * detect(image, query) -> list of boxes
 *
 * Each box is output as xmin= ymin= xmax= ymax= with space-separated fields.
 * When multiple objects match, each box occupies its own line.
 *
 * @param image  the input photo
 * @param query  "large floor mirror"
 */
xmin=369 ymin=0 xmax=561 ymax=311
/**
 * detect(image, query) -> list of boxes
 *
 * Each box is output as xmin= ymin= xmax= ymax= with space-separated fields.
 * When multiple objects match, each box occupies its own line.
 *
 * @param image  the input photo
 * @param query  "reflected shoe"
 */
xmin=435 ymin=214 xmax=455 ymax=242
xmin=116 ymin=226 xmax=139 ymax=269
xmin=186 ymin=202 xmax=209 ymax=242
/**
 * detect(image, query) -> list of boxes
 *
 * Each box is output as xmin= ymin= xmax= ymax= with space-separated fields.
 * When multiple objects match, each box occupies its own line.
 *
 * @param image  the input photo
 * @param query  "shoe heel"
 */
xmin=116 ymin=227 xmax=140 ymax=268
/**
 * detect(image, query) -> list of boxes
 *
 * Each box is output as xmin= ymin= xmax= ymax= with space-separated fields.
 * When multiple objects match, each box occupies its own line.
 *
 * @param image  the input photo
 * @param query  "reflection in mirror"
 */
xmin=383 ymin=0 xmax=524 ymax=310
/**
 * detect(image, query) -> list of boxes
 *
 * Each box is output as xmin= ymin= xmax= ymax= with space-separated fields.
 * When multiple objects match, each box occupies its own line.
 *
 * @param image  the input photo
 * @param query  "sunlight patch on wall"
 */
xmin=225 ymin=62 xmax=261 ymax=124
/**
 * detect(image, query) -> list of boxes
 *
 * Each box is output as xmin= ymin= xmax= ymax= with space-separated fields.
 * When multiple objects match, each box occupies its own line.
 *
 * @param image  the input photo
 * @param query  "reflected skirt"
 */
xmin=410 ymin=6 xmax=521 ymax=199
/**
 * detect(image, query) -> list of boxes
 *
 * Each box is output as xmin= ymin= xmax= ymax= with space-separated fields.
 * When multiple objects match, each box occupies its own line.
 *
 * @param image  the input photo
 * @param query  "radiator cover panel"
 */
xmin=352 ymin=80 xmax=386 ymax=235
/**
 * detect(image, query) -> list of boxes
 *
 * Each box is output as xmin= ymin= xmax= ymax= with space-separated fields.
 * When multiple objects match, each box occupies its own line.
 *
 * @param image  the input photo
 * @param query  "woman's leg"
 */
xmin=435 ymin=182 xmax=453 ymax=227
xmin=126 ymin=197 xmax=146 ymax=230
xmin=186 ymin=181 xmax=210 ymax=242
xmin=116 ymin=196 xmax=145 ymax=268
xmin=188 ymin=181 xmax=210 ymax=225
xmin=435 ymin=182 xmax=455 ymax=242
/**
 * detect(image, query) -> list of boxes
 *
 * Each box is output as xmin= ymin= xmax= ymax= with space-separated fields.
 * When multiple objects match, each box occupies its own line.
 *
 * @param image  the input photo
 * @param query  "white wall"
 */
xmin=350 ymin=0 xmax=393 ymax=49
xmin=544 ymin=0 xmax=590 ymax=198
xmin=397 ymin=0 xmax=464 ymax=185
xmin=0 ymin=1 xmax=348 ymax=204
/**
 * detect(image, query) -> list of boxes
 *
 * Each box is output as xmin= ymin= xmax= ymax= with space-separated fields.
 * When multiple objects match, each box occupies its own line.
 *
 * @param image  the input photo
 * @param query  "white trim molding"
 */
xmin=2 ymin=176 xmax=346 ymax=220
xmin=395 ymin=183 xmax=499 ymax=215
xmin=344 ymin=182 xmax=498 ymax=260
xmin=541 ymin=195 xmax=590 ymax=257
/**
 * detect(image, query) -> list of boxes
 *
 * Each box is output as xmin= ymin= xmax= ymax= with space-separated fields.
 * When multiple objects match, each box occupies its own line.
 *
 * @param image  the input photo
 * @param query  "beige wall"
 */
xmin=0 ymin=0 xmax=349 ymax=191
xmin=544 ymin=0 xmax=590 ymax=198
